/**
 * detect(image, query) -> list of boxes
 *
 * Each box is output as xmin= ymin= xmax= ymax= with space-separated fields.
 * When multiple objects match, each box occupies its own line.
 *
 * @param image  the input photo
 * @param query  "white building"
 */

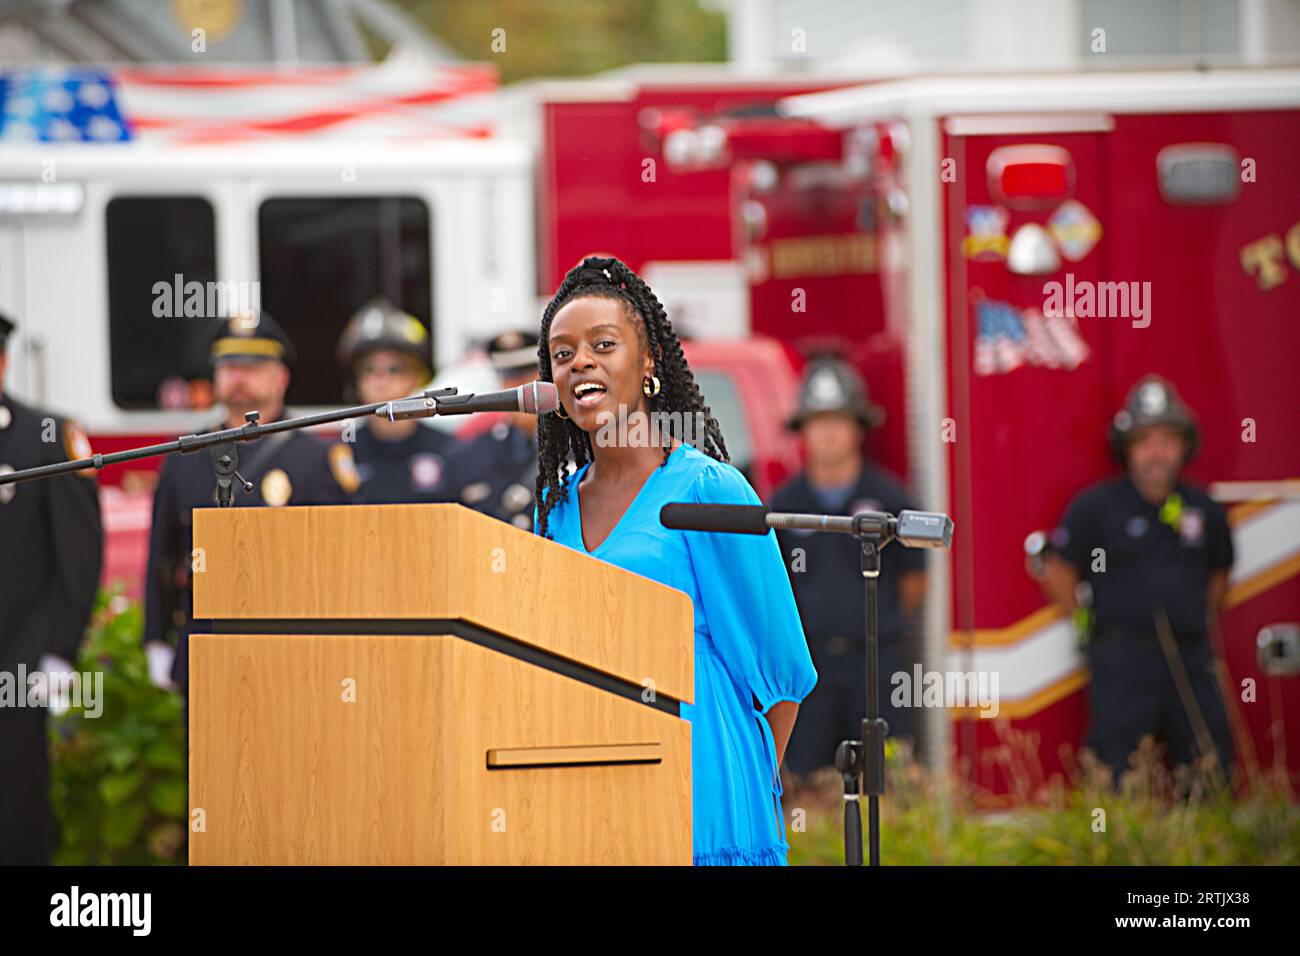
xmin=719 ymin=0 xmax=1300 ymax=73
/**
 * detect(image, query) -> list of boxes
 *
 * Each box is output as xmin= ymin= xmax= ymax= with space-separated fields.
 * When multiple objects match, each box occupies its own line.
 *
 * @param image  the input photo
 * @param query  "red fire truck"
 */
xmin=756 ymin=70 xmax=1300 ymax=795
xmin=537 ymin=67 xmax=1300 ymax=793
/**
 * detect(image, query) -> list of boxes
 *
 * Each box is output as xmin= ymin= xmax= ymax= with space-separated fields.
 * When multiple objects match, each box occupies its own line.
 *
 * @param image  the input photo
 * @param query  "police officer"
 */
xmin=144 ymin=311 xmax=359 ymax=695
xmin=0 ymin=311 xmax=103 ymax=864
xmin=1040 ymin=375 xmax=1235 ymax=781
xmin=769 ymin=356 xmax=928 ymax=777
xmin=433 ymin=331 xmax=539 ymax=531
xmin=335 ymin=297 xmax=459 ymax=503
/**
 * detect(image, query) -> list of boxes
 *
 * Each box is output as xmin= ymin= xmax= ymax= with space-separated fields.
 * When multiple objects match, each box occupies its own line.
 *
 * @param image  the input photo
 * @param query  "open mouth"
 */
xmin=573 ymin=381 xmax=608 ymax=407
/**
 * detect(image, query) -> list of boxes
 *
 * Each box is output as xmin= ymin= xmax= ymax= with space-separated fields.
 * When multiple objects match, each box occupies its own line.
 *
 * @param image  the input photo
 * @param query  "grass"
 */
xmin=785 ymin=733 xmax=1300 ymax=866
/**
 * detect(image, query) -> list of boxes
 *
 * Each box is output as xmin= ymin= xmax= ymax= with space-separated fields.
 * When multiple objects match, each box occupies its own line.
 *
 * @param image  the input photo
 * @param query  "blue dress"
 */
xmin=538 ymin=442 xmax=818 ymax=865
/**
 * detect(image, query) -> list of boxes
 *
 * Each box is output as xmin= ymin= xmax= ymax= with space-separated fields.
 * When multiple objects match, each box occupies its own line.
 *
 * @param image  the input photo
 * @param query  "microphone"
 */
xmin=659 ymin=503 xmax=953 ymax=548
xmin=660 ymin=502 xmax=772 ymax=535
xmin=377 ymin=381 xmax=559 ymax=422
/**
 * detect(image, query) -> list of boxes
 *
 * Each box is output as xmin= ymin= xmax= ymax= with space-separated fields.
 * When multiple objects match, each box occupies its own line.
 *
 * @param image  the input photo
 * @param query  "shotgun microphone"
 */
xmin=659 ymin=503 xmax=953 ymax=548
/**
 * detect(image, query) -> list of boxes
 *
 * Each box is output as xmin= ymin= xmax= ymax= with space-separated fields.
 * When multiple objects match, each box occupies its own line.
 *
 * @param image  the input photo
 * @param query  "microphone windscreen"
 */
xmin=659 ymin=502 xmax=770 ymax=535
xmin=521 ymin=381 xmax=560 ymax=416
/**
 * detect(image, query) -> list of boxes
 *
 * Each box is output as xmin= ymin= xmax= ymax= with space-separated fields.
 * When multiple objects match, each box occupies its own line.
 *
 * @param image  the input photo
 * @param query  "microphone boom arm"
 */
xmin=0 ymin=391 xmax=456 ymax=488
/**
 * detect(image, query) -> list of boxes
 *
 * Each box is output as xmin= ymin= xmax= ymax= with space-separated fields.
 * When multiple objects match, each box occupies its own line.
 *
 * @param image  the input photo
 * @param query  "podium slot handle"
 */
xmin=487 ymin=743 xmax=663 ymax=769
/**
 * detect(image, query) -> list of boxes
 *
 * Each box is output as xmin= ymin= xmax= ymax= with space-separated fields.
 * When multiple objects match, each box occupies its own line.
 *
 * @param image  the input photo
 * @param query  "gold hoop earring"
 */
xmin=553 ymin=403 xmax=571 ymax=420
xmin=643 ymin=375 xmax=661 ymax=398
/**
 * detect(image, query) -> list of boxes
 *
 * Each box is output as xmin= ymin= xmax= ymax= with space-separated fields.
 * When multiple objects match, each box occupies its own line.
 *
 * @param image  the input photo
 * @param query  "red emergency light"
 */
xmin=721 ymin=117 xmax=842 ymax=164
xmin=650 ymin=109 xmax=843 ymax=171
xmin=875 ymin=122 xmax=900 ymax=169
xmin=987 ymin=144 xmax=1075 ymax=210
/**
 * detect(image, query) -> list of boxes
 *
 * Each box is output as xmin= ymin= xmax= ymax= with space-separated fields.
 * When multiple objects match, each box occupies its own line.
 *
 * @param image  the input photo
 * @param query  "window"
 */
xmin=106 ymin=196 xmax=217 ymax=409
xmin=694 ymin=369 xmax=753 ymax=473
xmin=258 ymin=197 xmax=432 ymax=406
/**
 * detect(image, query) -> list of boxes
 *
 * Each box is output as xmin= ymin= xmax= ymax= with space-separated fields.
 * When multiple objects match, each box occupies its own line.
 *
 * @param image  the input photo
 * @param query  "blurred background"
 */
xmin=1 ymin=0 xmax=1298 ymax=864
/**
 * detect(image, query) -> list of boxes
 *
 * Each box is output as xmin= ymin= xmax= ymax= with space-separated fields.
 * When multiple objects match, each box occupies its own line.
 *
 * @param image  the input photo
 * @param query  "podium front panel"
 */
xmin=189 ymin=633 xmax=691 ymax=865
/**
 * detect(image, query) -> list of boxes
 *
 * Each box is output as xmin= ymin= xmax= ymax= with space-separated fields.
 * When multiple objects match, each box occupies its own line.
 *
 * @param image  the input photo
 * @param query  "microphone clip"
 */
xmin=377 ymin=387 xmax=460 ymax=423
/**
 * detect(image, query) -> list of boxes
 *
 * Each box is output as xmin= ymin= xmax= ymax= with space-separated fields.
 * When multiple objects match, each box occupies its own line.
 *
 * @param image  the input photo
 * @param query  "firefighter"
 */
xmin=0 ymin=311 xmax=103 ymax=864
xmin=769 ymin=356 xmax=928 ymax=777
xmin=144 ymin=310 xmax=359 ymax=696
xmin=335 ymin=297 xmax=459 ymax=503
xmin=1039 ymin=375 xmax=1235 ymax=781
xmin=433 ymin=331 xmax=540 ymax=531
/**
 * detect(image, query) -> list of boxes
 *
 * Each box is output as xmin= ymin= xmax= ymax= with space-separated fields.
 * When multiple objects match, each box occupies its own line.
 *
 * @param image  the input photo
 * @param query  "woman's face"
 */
xmin=547 ymin=296 xmax=653 ymax=435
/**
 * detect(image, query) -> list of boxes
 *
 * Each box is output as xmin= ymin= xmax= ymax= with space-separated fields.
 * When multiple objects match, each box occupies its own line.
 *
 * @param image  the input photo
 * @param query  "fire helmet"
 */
xmin=1108 ymin=374 xmax=1199 ymax=462
xmin=787 ymin=355 xmax=886 ymax=431
xmin=336 ymin=297 xmax=431 ymax=376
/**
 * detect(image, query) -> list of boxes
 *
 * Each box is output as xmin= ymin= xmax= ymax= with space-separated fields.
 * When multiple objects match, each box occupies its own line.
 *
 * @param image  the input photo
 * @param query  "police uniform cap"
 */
xmin=336 ymin=297 xmax=430 ymax=373
xmin=788 ymin=355 xmax=885 ymax=431
xmin=487 ymin=330 xmax=540 ymax=377
xmin=209 ymin=309 xmax=297 ymax=367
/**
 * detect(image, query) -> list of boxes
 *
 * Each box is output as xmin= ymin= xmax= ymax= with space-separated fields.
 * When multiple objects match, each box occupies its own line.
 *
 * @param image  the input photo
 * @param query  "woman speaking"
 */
xmin=534 ymin=255 xmax=818 ymax=866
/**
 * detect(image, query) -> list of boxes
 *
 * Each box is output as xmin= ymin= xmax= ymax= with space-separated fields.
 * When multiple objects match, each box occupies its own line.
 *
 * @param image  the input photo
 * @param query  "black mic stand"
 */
xmin=660 ymin=503 xmax=951 ymax=867
xmin=833 ymin=526 xmax=893 ymax=867
xmin=832 ymin=522 xmax=894 ymax=868
xmin=0 ymin=387 xmax=462 ymax=501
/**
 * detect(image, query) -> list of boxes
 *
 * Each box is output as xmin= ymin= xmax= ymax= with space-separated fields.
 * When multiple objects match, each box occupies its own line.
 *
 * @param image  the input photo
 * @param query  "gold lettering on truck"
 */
xmin=768 ymin=234 xmax=878 ymax=280
xmin=1240 ymin=232 xmax=1288 ymax=290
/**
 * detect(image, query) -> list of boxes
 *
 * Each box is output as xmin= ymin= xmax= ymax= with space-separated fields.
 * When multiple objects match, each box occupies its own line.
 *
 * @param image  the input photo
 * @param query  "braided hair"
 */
xmin=534 ymin=255 xmax=728 ymax=539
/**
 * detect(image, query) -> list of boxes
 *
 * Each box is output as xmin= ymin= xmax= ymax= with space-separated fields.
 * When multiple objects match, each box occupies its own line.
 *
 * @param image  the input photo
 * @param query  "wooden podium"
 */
xmin=188 ymin=504 xmax=694 ymax=865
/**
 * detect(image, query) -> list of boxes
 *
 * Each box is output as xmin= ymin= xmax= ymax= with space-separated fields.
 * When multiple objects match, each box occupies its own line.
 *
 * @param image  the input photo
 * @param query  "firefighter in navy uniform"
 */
xmin=433 ymin=331 xmax=539 ymax=531
xmin=335 ymin=297 xmax=459 ymax=504
xmin=769 ymin=357 xmax=927 ymax=777
xmin=0 ymin=312 xmax=103 ymax=864
xmin=143 ymin=311 xmax=359 ymax=695
xmin=1039 ymin=375 xmax=1235 ymax=781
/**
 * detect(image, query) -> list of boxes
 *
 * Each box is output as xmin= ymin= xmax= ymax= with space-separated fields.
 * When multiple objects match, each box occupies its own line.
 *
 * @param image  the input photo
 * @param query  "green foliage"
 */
xmin=785 ymin=738 xmax=1300 ymax=866
xmin=391 ymin=0 xmax=727 ymax=83
xmin=48 ymin=589 xmax=187 ymax=865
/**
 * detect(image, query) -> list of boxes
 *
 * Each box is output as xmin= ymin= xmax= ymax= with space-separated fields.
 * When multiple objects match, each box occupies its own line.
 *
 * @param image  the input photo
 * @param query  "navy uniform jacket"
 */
xmin=1052 ymin=476 xmax=1233 ymax=640
xmin=769 ymin=463 xmax=926 ymax=658
xmin=433 ymin=421 xmax=537 ymax=531
xmin=0 ymin=394 xmax=103 ymax=671
xmin=0 ymin=395 xmax=102 ymax=866
xmin=353 ymin=422 xmax=460 ymax=504
xmin=143 ymin=423 xmax=356 ymax=689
